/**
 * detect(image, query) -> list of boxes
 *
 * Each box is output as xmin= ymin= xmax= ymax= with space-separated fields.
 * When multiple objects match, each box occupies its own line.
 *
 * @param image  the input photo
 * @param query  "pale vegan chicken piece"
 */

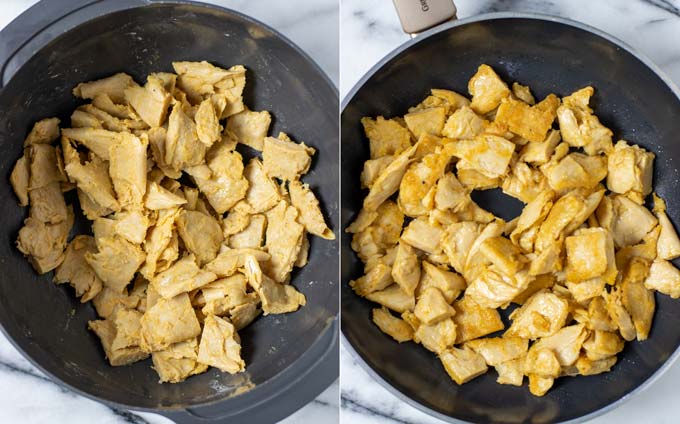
xmin=61 ymin=127 xmax=120 ymax=160
xmin=197 ymin=315 xmax=245 ymax=374
xmin=164 ymin=102 xmax=207 ymax=172
xmin=151 ymin=338 xmax=207 ymax=383
xmin=24 ymin=117 xmax=61 ymax=146
xmin=124 ymin=77 xmax=172 ymax=127
xmin=73 ymin=72 xmax=136 ymax=104
xmin=242 ymin=255 xmax=306 ymax=315
xmin=289 ymin=180 xmax=335 ymax=240
xmin=151 ymin=254 xmax=217 ymax=299
xmin=361 ymin=116 xmax=412 ymax=159
xmin=243 ymin=158 xmax=281 ymax=213
xmin=372 ymin=307 xmax=414 ymax=343
xmin=89 ymin=316 xmax=149 ymax=366
xmin=86 ymin=236 xmax=146 ymax=293
xmin=64 ymin=153 xmax=120 ymax=214
xmin=92 ymin=286 xmax=141 ymax=319
xmin=140 ymin=292 xmax=201 ymax=352
xmin=16 ymin=211 xmax=73 ymax=274
xmin=185 ymin=162 xmax=247 ymax=214
xmin=193 ymin=98 xmax=221 ymax=147
xmin=652 ymin=194 xmax=680 ymax=260
xmin=28 ymin=144 xmax=66 ymax=191
xmin=54 ymin=235 xmax=103 ymax=302
xmin=263 ymin=200 xmax=305 ymax=283
xmin=403 ymin=107 xmax=446 ymax=139
xmin=226 ymin=109 xmax=271 ymax=150
xmin=468 ymin=64 xmax=511 ymax=114
xmin=10 ymin=152 xmax=30 ymax=206
xmin=176 ymin=210 xmax=223 ymax=265
xmin=439 ymin=347 xmax=488 ymax=385
xmin=262 ymin=134 xmax=315 ymax=181
xmin=28 ymin=182 xmax=69 ymax=225
xmin=108 ymin=133 xmax=148 ymax=209
xmin=139 ymin=207 xmax=180 ymax=280
xmin=200 ymin=273 xmax=257 ymax=316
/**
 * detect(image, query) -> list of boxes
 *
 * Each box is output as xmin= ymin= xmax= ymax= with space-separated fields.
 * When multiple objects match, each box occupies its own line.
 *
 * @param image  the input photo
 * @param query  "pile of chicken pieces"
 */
xmin=348 ymin=64 xmax=680 ymax=396
xmin=10 ymin=61 xmax=334 ymax=383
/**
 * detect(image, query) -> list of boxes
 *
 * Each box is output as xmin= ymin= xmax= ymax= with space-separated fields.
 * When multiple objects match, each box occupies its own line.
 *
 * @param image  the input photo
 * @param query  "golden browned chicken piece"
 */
xmin=177 ymin=210 xmax=223 ymax=265
xmin=468 ymin=64 xmax=510 ymax=114
xmin=361 ymin=116 xmax=412 ymax=159
xmin=124 ymin=76 xmax=172 ymax=127
xmin=439 ymin=347 xmax=488 ymax=385
xmin=404 ymin=107 xmax=446 ymax=139
xmin=372 ymin=307 xmax=414 ymax=342
xmin=289 ymin=180 xmax=335 ymax=240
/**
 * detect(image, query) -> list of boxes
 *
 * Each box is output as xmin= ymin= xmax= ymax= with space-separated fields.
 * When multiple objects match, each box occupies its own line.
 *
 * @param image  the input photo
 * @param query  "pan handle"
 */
xmin=392 ymin=0 xmax=457 ymax=37
xmin=0 ymin=0 xmax=149 ymax=89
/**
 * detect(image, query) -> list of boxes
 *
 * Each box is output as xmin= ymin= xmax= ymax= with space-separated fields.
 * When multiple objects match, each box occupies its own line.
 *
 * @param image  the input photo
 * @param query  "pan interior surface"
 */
xmin=341 ymin=16 xmax=680 ymax=424
xmin=0 ymin=3 xmax=338 ymax=410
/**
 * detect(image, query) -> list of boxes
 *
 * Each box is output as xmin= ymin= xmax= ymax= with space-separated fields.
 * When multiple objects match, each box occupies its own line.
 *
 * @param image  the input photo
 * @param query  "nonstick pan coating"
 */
xmin=341 ymin=13 xmax=680 ymax=424
xmin=0 ymin=1 xmax=338 ymax=420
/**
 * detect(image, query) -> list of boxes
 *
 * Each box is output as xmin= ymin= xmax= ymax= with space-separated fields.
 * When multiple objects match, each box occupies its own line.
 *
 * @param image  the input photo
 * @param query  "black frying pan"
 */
xmin=0 ymin=1 xmax=338 ymax=423
xmin=341 ymin=12 xmax=680 ymax=424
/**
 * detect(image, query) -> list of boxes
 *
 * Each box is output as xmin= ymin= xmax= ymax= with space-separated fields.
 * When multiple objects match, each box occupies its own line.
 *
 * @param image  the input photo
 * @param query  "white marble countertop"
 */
xmin=0 ymin=1 xmax=338 ymax=423
xmin=340 ymin=0 xmax=680 ymax=423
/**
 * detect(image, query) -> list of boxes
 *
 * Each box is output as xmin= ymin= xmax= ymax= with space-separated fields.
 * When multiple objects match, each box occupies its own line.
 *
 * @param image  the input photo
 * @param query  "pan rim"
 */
xmin=0 ymin=0 xmax=339 ymax=417
xmin=340 ymin=11 xmax=680 ymax=424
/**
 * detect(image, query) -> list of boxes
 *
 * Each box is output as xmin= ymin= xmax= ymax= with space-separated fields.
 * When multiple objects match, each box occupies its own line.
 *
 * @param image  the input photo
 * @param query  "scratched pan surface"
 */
xmin=341 ymin=13 xmax=680 ymax=424
xmin=0 ymin=1 xmax=338 ymax=423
